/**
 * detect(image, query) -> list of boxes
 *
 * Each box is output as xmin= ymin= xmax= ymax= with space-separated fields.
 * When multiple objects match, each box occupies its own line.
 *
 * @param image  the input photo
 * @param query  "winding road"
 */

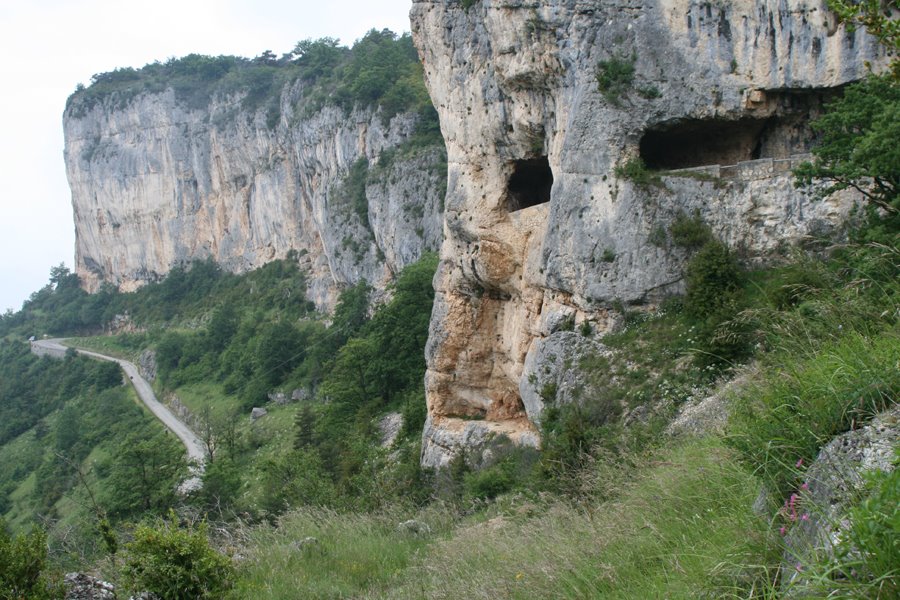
xmin=31 ymin=338 xmax=205 ymax=491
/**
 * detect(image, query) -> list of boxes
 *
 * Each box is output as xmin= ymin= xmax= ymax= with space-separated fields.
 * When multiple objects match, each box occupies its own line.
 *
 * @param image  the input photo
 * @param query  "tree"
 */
xmin=794 ymin=2 xmax=900 ymax=227
xmin=826 ymin=0 xmax=900 ymax=81
xmin=794 ymin=75 xmax=900 ymax=217
xmin=104 ymin=431 xmax=187 ymax=517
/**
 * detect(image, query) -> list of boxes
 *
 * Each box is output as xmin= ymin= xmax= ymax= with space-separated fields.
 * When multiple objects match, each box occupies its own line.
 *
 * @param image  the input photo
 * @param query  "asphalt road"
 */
xmin=31 ymin=338 xmax=205 ymax=490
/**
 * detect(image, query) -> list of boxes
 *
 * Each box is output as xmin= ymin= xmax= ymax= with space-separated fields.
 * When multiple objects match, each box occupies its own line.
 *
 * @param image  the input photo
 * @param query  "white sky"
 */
xmin=0 ymin=0 xmax=413 ymax=313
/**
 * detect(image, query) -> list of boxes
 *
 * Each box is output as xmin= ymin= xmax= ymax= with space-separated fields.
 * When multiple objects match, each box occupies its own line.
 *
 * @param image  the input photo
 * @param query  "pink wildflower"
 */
xmin=800 ymin=482 xmax=809 ymax=491
xmin=801 ymin=513 xmax=809 ymax=521
xmin=796 ymin=458 xmax=804 ymax=468
xmin=795 ymin=563 xmax=803 ymax=572
xmin=779 ymin=526 xmax=787 ymax=536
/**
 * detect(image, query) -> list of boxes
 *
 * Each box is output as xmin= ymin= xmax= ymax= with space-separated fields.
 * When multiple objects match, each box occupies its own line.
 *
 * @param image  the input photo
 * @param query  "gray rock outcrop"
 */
xmin=781 ymin=405 xmax=900 ymax=595
xmin=137 ymin=349 xmax=157 ymax=383
xmin=250 ymin=407 xmax=268 ymax=421
xmin=411 ymin=0 xmax=886 ymax=467
xmin=64 ymin=572 xmax=116 ymax=600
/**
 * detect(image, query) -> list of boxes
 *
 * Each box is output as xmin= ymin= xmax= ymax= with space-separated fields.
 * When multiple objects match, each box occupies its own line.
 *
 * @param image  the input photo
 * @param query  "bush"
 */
xmin=614 ymin=157 xmax=663 ymax=189
xmin=669 ymin=210 xmax=713 ymax=250
xmin=683 ymin=240 xmax=742 ymax=320
xmin=0 ymin=523 xmax=62 ymax=600
xmin=596 ymin=53 xmax=636 ymax=105
xmin=122 ymin=513 xmax=235 ymax=600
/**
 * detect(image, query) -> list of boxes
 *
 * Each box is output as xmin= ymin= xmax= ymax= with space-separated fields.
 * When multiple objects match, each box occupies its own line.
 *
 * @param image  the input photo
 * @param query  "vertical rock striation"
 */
xmin=411 ymin=0 xmax=886 ymax=467
xmin=64 ymin=81 xmax=445 ymax=310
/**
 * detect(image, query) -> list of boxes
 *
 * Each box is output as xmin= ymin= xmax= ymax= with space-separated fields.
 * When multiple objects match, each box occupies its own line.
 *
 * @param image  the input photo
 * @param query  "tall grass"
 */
xmin=231 ymin=506 xmax=452 ymax=599
xmin=372 ymin=440 xmax=775 ymax=599
xmin=727 ymin=332 xmax=899 ymax=498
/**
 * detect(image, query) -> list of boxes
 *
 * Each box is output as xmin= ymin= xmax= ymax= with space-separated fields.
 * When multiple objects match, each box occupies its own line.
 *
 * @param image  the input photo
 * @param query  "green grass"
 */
xmin=229 ymin=438 xmax=776 ymax=599
xmin=66 ymin=334 xmax=149 ymax=361
xmin=728 ymin=331 xmax=899 ymax=497
xmin=232 ymin=506 xmax=449 ymax=599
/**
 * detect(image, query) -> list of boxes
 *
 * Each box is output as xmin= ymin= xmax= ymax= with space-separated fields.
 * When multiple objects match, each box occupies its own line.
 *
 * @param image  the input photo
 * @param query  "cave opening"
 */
xmin=639 ymin=118 xmax=770 ymax=170
xmin=507 ymin=157 xmax=553 ymax=212
xmin=638 ymin=88 xmax=839 ymax=171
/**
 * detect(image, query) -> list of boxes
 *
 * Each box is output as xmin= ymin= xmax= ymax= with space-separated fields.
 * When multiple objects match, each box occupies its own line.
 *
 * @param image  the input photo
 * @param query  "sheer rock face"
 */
xmin=64 ymin=83 xmax=445 ymax=310
xmin=411 ymin=0 xmax=884 ymax=467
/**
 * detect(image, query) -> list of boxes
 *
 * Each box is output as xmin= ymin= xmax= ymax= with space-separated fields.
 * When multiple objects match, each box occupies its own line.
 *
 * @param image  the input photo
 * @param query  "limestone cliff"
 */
xmin=410 ymin=0 xmax=886 ymax=467
xmin=64 ymin=69 xmax=445 ymax=310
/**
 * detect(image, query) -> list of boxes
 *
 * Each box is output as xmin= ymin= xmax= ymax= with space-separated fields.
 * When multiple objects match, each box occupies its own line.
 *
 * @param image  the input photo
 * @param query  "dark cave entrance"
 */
xmin=638 ymin=88 xmax=840 ymax=171
xmin=507 ymin=157 xmax=553 ymax=212
xmin=639 ymin=118 xmax=770 ymax=170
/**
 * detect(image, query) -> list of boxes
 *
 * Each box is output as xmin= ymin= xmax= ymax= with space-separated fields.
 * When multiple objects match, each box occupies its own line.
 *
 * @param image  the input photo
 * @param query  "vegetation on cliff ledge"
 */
xmin=66 ymin=29 xmax=439 ymax=138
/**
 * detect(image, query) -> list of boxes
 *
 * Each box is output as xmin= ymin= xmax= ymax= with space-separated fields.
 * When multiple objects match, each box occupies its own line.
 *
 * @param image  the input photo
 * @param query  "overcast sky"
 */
xmin=0 ymin=0 xmax=413 ymax=313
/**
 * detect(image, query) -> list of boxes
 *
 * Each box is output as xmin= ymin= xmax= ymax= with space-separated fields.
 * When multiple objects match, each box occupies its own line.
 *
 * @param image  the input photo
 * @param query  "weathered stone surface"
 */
xmin=397 ymin=519 xmax=432 ymax=535
xmin=64 ymin=572 xmax=116 ymax=600
xmin=411 ymin=0 xmax=884 ymax=466
xmin=250 ymin=407 xmax=268 ymax=421
xmin=267 ymin=391 xmax=288 ymax=405
xmin=64 ymin=86 xmax=445 ymax=311
xmin=137 ymin=349 xmax=157 ymax=383
xmin=519 ymin=331 xmax=613 ymax=426
xmin=781 ymin=405 xmax=900 ymax=595
xmin=291 ymin=388 xmax=310 ymax=402
xmin=666 ymin=369 xmax=755 ymax=437
xmin=378 ymin=412 xmax=404 ymax=448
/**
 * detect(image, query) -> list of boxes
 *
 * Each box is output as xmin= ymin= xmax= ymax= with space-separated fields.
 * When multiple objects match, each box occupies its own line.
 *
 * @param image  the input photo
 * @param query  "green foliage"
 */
xmin=0 ymin=522 xmax=61 ymax=600
xmin=794 ymin=75 xmax=900 ymax=223
xmin=834 ymin=458 xmax=900 ymax=596
xmin=683 ymin=240 xmax=742 ymax=320
xmin=613 ymin=157 xmax=663 ymax=188
xmin=728 ymin=332 xmax=898 ymax=498
xmin=596 ymin=53 xmax=636 ymax=105
xmin=67 ymin=30 xmax=439 ymax=137
xmin=103 ymin=430 xmax=188 ymax=518
xmin=123 ymin=513 xmax=235 ymax=600
xmin=826 ymin=0 xmax=900 ymax=81
xmin=669 ymin=210 xmax=713 ymax=250
xmin=636 ymin=85 xmax=661 ymax=99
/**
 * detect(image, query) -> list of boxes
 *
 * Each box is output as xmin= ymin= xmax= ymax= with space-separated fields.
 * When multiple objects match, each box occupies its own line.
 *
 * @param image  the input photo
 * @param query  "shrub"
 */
xmin=614 ymin=157 xmax=663 ymax=189
xmin=596 ymin=54 xmax=636 ymax=105
xmin=122 ymin=513 xmax=235 ymax=600
xmin=0 ymin=523 xmax=62 ymax=600
xmin=669 ymin=210 xmax=713 ymax=250
xmin=683 ymin=240 xmax=742 ymax=320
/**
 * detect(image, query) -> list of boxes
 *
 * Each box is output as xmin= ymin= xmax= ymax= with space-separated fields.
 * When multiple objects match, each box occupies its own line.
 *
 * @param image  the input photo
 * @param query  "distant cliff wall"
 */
xmin=64 ymin=61 xmax=445 ymax=310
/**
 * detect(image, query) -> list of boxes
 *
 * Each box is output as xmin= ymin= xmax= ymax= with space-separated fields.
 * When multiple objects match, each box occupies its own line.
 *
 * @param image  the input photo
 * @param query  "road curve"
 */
xmin=31 ymin=339 xmax=205 ymax=489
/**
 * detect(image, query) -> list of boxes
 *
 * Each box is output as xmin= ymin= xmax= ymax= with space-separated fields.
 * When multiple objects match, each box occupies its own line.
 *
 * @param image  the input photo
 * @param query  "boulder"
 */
xmin=267 ymin=391 xmax=288 ymax=405
xmin=397 ymin=519 xmax=431 ymax=535
xmin=378 ymin=412 xmax=404 ymax=448
xmin=250 ymin=407 xmax=268 ymax=421
xmin=64 ymin=572 xmax=116 ymax=600
xmin=781 ymin=405 xmax=900 ymax=595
